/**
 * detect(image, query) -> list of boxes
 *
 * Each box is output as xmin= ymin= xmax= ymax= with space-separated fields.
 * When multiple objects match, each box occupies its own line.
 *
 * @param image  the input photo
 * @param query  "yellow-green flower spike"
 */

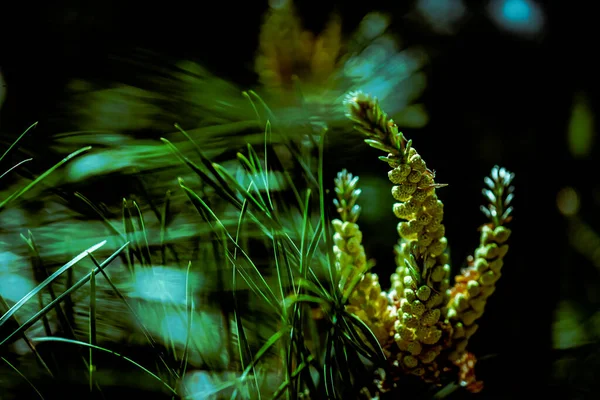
xmin=446 ymin=166 xmax=515 ymax=389
xmin=345 ymin=91 xmax=452 ymax=383
xmin=332 ymin=169 xmax=397 ymax=348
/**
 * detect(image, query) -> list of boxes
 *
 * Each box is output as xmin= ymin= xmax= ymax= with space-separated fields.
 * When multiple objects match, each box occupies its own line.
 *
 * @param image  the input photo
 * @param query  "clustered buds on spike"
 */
xmin=340 ymin=92 xmax=516 ymax=395
xmin=344 ymin=91 xmax=453 ymax=383
xmin=332 ymin=169 xmax=397 ymax=348
xmin=445 ymin=165 xmax=514 ymax=390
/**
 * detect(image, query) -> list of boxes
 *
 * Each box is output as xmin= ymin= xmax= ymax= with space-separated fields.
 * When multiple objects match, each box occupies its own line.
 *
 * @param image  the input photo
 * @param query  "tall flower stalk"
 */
xmin=344 ymin=91 xmax=452 ymax=383
xmin=445 ymin=165 xmax=515 ymax=392
xmin=341 ymin=91 xmax=516 ymax=394
xmin=332 ymin=169 xmax=397 ymax=348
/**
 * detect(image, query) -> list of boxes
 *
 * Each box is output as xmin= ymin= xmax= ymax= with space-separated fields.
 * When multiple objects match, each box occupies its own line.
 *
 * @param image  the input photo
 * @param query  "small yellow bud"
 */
xmin=397 ymin=222 xmax=416 ymax=239
xmin=417 ymin=232 xmax=433 ymax=247
xmin=421 ymin=308 xmax=441 ymax=326
xmin=407 ymin=341 xmax=423 ymax=356
xmin=411 ymin=300 xmax=426 ymax=316
xmin=452 ymin=323 xmax=465 ymax=339
xmin=423 ymin=195 xmax=438 ymax=208
xmin=416 ymin=285 xmax=431 ymax=301
xmin=408 ymin=170 xmax=422 ymax=183
xmin=480 ymin=270 xmax=496 ymax=286
xmin=392 ymin=183 xmax=417 ymax=201
xmin=422 ymin=327 xmax=442 ymax=345
xmin=454 ymin=293 xmax=469 ymax=312
xmin=467 ymin=280 xmax=481 ymax=297
xmin=409 ymin=154 xmax=426 ymax=171
xmin=332 ymin=219 xmax=344 ymax=234
xmin=489 ymin=258 xmax=503 ymax=273
xmin=480 ymin=285 xmax=496 ymax=298
xmin=470 ymin=298 xmax=486 ymax=312
xmin=431 ymin=265 xmax=445 ymax=282
xmin=493 ymin=226 xmax=511 ymax=243
xmin=388 ymin=168 xmax=407 ymax=184
xmin=333 ymin=233 xmax=345 ymax=250
xmin=448 ymin=308 xmax=459 ymax=323
xmin=398 ymin=163 xmax=412 ymax=176
xmin=420 ymin=350 xmax=437 ymax=364
xmin=416 ymin=210 xmax=433 ymax=226
xmin=403 ymin=275 xmax=416 ymax=289
xmin=496 ymin=244 xmax=509 ymax=258
xmin=401 ymin=299 xmax=412 ymax=313
xmin=412 ymin=189 xmax=429 ymax=203
xmin=428 ymin=237 xmax=448 ymax=257
xmin=393 ymin=203 xmax=411 ymax=219
xmin=464 ymin=323 xmax=479 ymax=338
xmin=474 ymin=258 xmax=488 ymax=273
xmin=424 ymin=257 xmax=436 ymax=270
xmin=480 ymin=243 xmax=498 ymax=259
xmin=426 ymin=292 xmax=443 ymax=309
xmin=404 ymin=288 xmax=417 ymax=302
xmin=403 ymin=312 xmax=419 ymax=328
xmin=403 ymin=355 xmax=419 ymax=368
xmin=397 ymin=326 xmax=416 ymax=341
xmin=462 ymin=311 xmax=478 ymax=326
xmin=456 ymin=338 xmax=469 ymax=352
xmin=342 ymin=221 xmax=359 ymax=236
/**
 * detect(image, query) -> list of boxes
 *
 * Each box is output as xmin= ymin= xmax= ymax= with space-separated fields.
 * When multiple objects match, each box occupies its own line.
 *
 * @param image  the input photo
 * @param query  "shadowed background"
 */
xmin=1 ymin=0 xmax=599 ymax=398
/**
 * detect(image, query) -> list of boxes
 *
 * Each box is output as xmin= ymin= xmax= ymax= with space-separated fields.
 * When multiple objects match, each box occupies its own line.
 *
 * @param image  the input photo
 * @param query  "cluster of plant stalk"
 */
xmin=0 ymin=89 xmax=514 ymax=399
xmin=335 ymin=91 xmax=515 ymax=395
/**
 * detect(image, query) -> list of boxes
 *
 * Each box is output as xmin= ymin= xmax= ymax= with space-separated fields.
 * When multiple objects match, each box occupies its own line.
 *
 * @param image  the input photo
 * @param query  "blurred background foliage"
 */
xmin=1 ymin=0 xmax=599 ymax=398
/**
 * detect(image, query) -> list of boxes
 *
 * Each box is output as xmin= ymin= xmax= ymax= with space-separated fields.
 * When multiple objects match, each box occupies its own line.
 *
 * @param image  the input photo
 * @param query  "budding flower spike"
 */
xmin=332 ymin=169 xmax=397 ymax=349
xmin=342 ymin=90 xmax=516 ymax=395
xmin=446 ymin=165 xmax=514 ymax=392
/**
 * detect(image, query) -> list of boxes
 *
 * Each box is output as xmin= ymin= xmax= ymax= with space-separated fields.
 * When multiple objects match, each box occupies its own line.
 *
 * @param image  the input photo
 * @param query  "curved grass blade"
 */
xmin=0 ymin=122 xmax=37 ymax=163
xmin=31 ymin=337 xmax=177 ymax=395
xmin=1 ymin=356 xmax=45 ymax=399
xmin=0 ymin=296 xmax=54 ymax=378
xmin=0 ymin=241 xmax=106 ymax=329
xmin=0 ymin=242 xmax=127 ymax=348
xmin=0 ymin=158 xmax=32 ymax=180
xmin=86 ymin=253 xmax=177 ymax=379
xmin=160 ymin=137 xmax=242 ymax=209
xmin=343 ymin=312 xmax=386 ymax=363
xmin=0 ymin=146 xmax=92 ymax=210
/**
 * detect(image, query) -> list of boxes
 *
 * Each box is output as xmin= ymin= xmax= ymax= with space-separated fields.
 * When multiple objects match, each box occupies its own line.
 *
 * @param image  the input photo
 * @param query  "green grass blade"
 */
xmin=270 ymin=355 xmax=314 ymax=400
xmin=160 ymin=137 xmax=242 ymax=209
xmin=160 ymin=190 xmax=172 ymax=265
xmin=212 ymin=163 xmax=270 ymax=217
xmin=89 ymin=263 xmax=97 ymax=392
xmin=173 ymin=123 xmax=242 ymax=203
xmin=179 ymin=179 xmax=280 ymax=312
xmin=0 ymin=121 xmax=37 ymax=163
xmin=0 ymin=158 xmax=32 ymax=180
xmin=343 ymin=312 xmax=386 ymax=363
xmin=179 ymin=261 xmax=193 ymax=377
xmin=0 ymin=242 xmax=126 ymax=348
xmin=0 ymin=296 xmax=54 ymax=378
xmin=133 ymin=200 xmax=153 ymax=267
xmin=0 ymin=146 xmax=92 ymax=210
xmin=87 ymin=253 xmax=177 ymax=379
xmin=1 ymin=356 xmax=45 ymax=399
xmin=317 ymin=131 xmax=338 ymax=298
xmin=299 ymin=189 xmax=312 ymax=279
xmin=74 ymin=192 xmax=126 ymax=241
xmin=0 ymin=241 xmax=106 ymax=329
xmin=31 ymin=337 xmax=177 ymax=395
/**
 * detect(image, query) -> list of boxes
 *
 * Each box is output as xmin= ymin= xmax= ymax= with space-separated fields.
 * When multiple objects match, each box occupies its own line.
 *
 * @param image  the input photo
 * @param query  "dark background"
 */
xmin=1 ymin=0 xmax=599 ymax=398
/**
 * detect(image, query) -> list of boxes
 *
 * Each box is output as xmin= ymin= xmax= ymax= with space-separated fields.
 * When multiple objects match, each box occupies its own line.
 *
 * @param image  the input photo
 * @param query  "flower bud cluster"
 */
xmin=446 ymin=225 xmax=511 ymax=362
